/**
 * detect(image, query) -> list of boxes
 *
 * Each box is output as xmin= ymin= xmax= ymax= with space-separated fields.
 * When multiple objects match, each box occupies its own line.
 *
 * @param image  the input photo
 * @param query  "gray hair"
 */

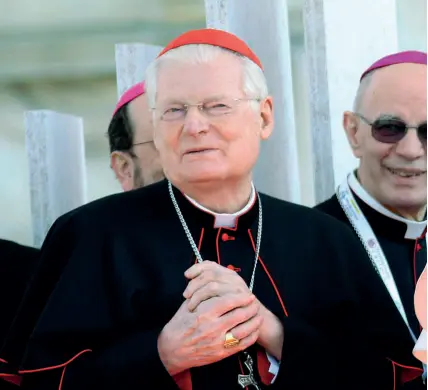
xmin=144 ymin=44 xmax=269 ymax=112
xmin=353 ymin=71 xmax=375 ymax=112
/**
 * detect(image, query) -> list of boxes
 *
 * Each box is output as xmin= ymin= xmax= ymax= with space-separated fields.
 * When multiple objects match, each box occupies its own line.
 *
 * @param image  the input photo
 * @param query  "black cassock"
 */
xmin=0 ymin=180 xmax=422 ymax=389
xmin=316 ymin=172 xmax=427 ymax=390
xmin=0 ymin=240 xmax=40 ymax=390
xmin=0 ymin=239 xmax=40 ymax=347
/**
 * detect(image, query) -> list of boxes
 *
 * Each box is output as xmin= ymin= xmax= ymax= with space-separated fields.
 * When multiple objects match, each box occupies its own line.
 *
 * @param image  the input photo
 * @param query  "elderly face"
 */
xmin=345 ymin=63 xmax=427 ymax=216
xmin=152 ymin=51 xmax=273 ymax=187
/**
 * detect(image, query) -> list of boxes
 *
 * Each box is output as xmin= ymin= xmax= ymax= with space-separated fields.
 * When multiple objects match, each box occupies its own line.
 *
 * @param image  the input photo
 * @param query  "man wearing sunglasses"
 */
xmin=108 ymin=82 xmax=164 ymax=191
xmin=317 ymin=50 xmax=427 ymax=389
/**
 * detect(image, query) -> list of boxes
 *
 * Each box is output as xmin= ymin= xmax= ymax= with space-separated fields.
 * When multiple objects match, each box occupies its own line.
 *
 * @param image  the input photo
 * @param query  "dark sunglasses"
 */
xmin=355 ymin=113 xmax=427 ymax=145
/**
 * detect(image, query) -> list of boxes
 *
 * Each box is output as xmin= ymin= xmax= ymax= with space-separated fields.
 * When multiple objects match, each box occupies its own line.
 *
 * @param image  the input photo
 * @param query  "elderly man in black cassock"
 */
xmin=0 ymin=29 xmax=421 ymax=390
xmin=317 ymin=51 xmax=427 ymax=389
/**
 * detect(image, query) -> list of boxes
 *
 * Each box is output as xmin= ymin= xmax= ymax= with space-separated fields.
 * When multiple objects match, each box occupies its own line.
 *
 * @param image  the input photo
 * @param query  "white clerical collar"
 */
xmin=184 ymin=183 xmax=256 ymax=228
xmin=348 ymin=171 xmax=426 ymax=239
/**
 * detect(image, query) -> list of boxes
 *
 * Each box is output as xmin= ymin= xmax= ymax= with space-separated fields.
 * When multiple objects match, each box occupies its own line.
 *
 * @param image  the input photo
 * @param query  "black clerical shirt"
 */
xmin=317 ymin=172 xmax=426 ymax=390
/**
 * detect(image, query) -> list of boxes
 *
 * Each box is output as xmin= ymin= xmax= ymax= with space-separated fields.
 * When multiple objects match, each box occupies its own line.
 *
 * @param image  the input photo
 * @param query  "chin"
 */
xmin=383 ymin=191 xmax=426 ymax=212
xmin=183 ymin=163 xmax=229 ymax=180
xmin=186 ymin=171 xmax=227 ymax=183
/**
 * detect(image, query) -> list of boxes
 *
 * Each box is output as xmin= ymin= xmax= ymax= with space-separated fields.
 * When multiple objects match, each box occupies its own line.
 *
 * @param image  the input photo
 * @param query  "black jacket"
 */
xmin=0 ymin=180 xmax=422 ymax=389
xmin=0 ymin=239 xmax=40 ymax=390
xmin=316 ymin=192 xmax=426 ymax=390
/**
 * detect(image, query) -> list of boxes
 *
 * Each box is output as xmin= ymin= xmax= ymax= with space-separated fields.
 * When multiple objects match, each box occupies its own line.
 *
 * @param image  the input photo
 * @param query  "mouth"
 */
xmin=385 ymin=167 xmax=427 ymax=178
xmin=184 ymin=148 xmax=216 ymax=155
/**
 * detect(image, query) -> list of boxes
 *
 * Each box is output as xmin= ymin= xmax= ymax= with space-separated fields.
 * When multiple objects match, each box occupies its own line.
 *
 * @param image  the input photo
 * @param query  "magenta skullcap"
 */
xmin=360 ymin=50 xmax=427 ymax=81
xmin=112 ymin=82 xmax=145 ymax=117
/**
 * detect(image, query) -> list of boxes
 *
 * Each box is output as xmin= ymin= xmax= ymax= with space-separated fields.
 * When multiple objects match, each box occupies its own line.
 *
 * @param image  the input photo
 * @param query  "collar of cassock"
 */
xmin=348 ymin=171 xmax=427 ymax=240
xmin=180 ymin=182 xmax=257 ymax=229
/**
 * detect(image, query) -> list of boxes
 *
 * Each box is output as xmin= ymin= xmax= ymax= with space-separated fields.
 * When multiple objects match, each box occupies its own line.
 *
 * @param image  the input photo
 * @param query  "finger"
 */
xmin=236 ymin=329 xmax=260 ymax=352
xmin=228 ymin=314 xmax=263 ymax=341
xmin=198 ymin=293 xmax=256 ymax=318
xmin=184 ymin=266 xmax=237 ymax=299
xmin=220 ymin=299 xmax=260 ymax=329
xmin=187 ymin=281 xmax=235 ymax=312
xmin=223 ymin=329 xmax=260 ymax=355
xmin=183 ymin=270 xmax=215 ymax=299
xmin=184 ymin=260 xmax=217 ymax=280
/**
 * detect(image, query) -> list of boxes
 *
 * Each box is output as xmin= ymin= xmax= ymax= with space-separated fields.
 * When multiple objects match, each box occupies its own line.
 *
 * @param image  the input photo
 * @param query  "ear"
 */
xmin=110 ymin=151 xmax=135 ymax=192
xmin=343 ymin=111 xmax=363 ymax=158
xmin=259 ymin=96 xmax=274 ymax=141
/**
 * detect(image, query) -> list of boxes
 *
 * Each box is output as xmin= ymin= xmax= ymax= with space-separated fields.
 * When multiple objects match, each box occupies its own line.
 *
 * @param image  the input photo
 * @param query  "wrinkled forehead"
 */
xmin=364 ymin=63 xmax=427 ymax=119
xmin=156 ymin=53 xmax=245 ymax=103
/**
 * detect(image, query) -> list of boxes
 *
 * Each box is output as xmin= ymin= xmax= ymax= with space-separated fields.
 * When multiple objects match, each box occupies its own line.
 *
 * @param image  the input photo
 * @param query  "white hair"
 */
xmin=145 ymin=44 xmax=269 ymax=112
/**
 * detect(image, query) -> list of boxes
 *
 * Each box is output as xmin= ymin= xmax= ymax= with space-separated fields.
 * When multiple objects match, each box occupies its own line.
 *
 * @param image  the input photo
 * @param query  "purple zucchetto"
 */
xmin=360 ymin=50 xmax=427 ymax=81
xmin=112 ymin=82 xmax=145 ymax=117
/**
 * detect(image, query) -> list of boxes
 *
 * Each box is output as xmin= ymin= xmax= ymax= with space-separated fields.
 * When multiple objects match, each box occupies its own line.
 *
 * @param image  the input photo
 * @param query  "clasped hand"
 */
xmin=157 ymin=261 xmax=263 ymax=375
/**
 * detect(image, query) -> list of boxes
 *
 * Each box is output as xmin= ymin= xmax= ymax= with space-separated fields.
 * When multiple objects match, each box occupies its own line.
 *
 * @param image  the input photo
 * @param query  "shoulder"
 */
xmin=315 ymin=194 xmax=350 ymax=225
xmin=54 ymin=179 xmax=169 ymax=230
xmin=0 ymin=239 xmax=40 ymax=279
xmin=0 ymin=238 xmax=40 ymax=260
xmin=259 ymin=192 xmax=355 ymax=240
xmin=259 ymin=194 xmax=375 ymax=281
xmin=32 ymin=183 xmax=170 ymax=290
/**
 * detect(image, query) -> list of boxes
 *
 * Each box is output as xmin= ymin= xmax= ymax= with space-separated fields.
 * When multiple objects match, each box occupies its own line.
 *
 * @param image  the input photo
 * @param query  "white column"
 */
xmin=291 ymin=43 xmax=315 ymax=207
xmin=205 ymin=0 xmax=228 ymax=30
xmin=25 ymin=110 xmax=87 ymax=247
xmin=205 ymin=0 xmax=301 ymax=203
xmin=303 ymin=0 xmax=398 ymax=203
xmin=115 ymin=43 xmax=163 ymax=98
xmin=396 ymin=0 xmax=427 ymax=51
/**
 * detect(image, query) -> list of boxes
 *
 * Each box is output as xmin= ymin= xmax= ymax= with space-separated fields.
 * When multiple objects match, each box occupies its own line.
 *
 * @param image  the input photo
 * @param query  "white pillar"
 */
xmin=205 ymin=0 xmax=228 ymax=30
xmin=291 ymin=43 xmax=315 ymax=207
xmin=303 ymin=0 xmax=398 ymax=203
xmin=25 ymin=110 xmax=87 ymax=247
xmin=396 ymin=0 xmax=427 ymax=51
xmin=115 ymin=43 xmax=163 ymax=98
xmin=205 ymin=0 xmax=301 ymax=203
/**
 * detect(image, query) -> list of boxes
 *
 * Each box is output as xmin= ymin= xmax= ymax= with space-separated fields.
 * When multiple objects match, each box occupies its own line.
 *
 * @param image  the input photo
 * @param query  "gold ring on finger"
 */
xmin=224 ymin=331 xmax=240 ymax=348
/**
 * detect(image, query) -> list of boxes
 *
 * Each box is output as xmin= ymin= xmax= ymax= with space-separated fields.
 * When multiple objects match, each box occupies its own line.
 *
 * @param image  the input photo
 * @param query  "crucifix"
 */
xmin=237 ymin=352 xmax=261 ymax=389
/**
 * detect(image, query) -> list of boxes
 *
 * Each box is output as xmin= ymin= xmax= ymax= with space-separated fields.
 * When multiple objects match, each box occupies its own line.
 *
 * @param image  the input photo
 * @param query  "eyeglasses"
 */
xmin=355 ymin=113 xmax=427 ymax=146
xmin=127 ymin=141 xmax=153 ymax=158
xmin=152 ymin=97 xmax=261 ymax=122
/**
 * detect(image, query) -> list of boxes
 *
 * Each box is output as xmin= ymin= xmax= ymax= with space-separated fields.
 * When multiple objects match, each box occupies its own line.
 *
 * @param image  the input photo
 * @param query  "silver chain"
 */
xmin=168 ymin=180 xmax=262 ymax=292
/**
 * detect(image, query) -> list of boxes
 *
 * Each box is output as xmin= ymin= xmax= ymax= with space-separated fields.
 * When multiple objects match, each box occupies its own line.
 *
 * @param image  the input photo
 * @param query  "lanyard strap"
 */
xmin=337 ymin=175 xmax=417 ymax=342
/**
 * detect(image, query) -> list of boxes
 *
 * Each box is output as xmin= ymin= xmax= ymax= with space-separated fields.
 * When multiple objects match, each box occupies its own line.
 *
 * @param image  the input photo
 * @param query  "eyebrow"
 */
xmin=203 ymin=95 xmax=229 ymax=102
xmin=160 ymin=95 xmax=230 ymax=105
xmin=376 ymin=113 xmax=404 ymax=120
xmin=160 ymin=99 xmax=185 ymax=105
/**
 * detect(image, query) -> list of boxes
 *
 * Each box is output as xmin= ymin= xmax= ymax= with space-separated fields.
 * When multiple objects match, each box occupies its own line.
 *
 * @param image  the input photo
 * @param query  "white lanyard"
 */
xmin=337 ymin=176 xmax=417 ymax=343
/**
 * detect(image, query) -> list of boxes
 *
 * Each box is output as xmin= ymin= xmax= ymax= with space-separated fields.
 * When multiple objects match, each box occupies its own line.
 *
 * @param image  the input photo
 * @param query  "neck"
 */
xmin=384 ymin=205 xmax=427 ymax=222
xmin=177 ymin=176 xmax=253 ymax=214
xmin=356 ymin=169 xmax=427 ymax=222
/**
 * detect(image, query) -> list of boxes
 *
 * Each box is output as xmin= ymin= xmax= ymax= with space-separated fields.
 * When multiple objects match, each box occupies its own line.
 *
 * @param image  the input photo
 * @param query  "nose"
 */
xmin=182 ymin=106 xmax=210 ymax=136
xmin=395 ymin=129 xmax=425 ymax=160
